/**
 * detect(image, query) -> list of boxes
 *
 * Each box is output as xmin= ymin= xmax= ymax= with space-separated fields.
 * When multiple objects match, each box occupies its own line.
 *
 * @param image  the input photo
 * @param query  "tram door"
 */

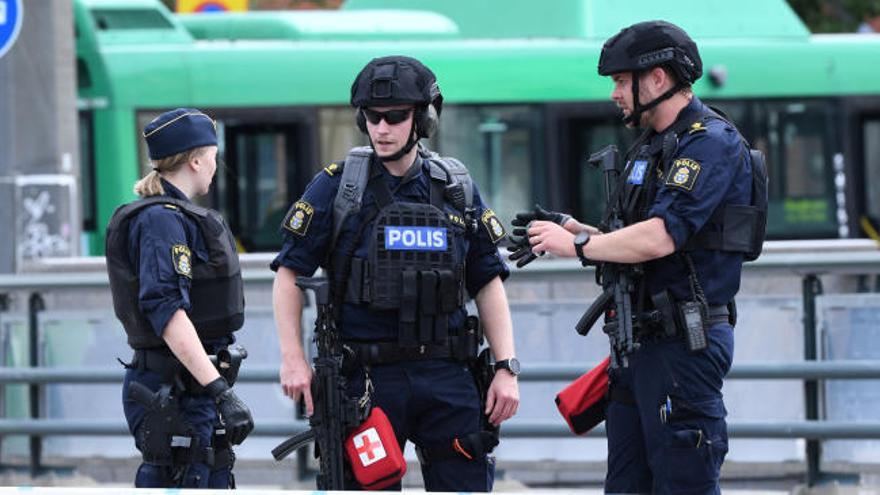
xmin=218 ymin=122 xmax=315 ymax=252
xmin=859 ymin=115 xmax=880 ymax=239
xmin=554 ymin=112 xmax=637 ymax=227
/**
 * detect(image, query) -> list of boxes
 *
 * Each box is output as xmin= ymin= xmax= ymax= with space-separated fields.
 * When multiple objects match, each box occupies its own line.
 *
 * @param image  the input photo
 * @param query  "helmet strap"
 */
xmin=623 ymin=70 xmax=684 ymax=127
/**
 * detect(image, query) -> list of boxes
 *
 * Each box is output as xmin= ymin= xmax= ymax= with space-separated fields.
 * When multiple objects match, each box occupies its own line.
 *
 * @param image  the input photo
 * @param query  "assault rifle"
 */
xmin=271 ymin=277 xmax=363 ymax=490
xmin=574 ymin=145 xmax=639 ymax=368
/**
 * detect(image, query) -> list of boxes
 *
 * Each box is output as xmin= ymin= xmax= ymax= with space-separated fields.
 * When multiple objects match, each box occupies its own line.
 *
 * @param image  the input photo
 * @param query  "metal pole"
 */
xmin=803 ymin=274 xmax=823 ymax=486
xmin=28 ymin=292 xmax=45 ymax=477
xmin=0 ymin=292 xmax=8 ymax=466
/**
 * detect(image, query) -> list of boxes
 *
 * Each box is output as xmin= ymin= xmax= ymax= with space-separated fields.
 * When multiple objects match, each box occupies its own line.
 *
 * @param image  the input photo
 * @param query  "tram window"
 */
xmin=78 ymin=111 xmax=96 ymax=232
xmin=225 ymin=126 xmax=299 ymax=252
xmin=437 ymin=105 xmax=542 ymax=225
xmin=721 ymin=99 xmax=837 ymax=238
xmin=864 ymin=119 xmax=880 ymax=224
xmin=318 ymin=107 xmax=367 ymax=172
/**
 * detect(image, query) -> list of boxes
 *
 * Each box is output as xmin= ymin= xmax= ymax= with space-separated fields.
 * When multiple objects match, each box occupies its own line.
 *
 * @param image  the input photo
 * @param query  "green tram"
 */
xmin=74 ymin=0 xmax=880 ymax=254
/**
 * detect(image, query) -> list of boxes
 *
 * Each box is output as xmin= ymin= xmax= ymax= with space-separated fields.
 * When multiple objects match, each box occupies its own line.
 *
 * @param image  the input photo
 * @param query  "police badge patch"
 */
xmin=282 ymin=200 xmax=314 ymax=236
xmin=171 ymin=244 xmax=192 ymax=278
xmin=665 ymin=158 xmax=701 ymax=191
xmin=481 ymin=209 xmax=506 ymax=244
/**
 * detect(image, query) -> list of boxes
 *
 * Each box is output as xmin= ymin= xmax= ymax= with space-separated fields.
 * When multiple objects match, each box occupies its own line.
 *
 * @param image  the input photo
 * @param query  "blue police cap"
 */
xmin=143 ymin=108 xmax=217 ymax=160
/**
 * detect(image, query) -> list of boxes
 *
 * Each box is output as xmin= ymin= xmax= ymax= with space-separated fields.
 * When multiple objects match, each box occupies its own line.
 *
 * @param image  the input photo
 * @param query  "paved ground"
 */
xmin=0 ymin=457 xmax=879 ymax=493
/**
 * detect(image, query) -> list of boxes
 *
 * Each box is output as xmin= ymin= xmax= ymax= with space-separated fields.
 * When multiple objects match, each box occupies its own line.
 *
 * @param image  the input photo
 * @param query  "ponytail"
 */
xmin=133 ymin=147 xmax=207 ymax=197
xmin=133 ymin=170 xmax=165 ymax=197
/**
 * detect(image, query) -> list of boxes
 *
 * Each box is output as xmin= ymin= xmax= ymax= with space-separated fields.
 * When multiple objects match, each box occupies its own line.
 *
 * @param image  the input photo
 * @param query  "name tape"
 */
xmin=385 ymin=226 xmax=447 ymax=251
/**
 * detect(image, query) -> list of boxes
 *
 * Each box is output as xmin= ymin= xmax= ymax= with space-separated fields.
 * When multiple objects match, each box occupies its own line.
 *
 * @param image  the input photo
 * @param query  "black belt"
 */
xmin=706 ymin=305 xmax=730 ymax=325
xmin=345 ymin=338 xmax=476 ymax=365
xmin=130 ymin=348 xmax=203 ymax=393
xmin=637 ymin=304 xmax=732 ymax=343
xmin=131 ymin=348 xmax=183 ymax=378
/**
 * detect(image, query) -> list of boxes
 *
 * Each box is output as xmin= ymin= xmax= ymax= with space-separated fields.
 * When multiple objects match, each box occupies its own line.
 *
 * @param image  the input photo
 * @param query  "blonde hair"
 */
xmin=133 ymin=147 xmax=209 ymax=197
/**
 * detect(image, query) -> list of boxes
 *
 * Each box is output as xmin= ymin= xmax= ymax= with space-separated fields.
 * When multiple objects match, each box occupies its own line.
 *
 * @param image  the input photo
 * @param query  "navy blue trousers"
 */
xmin=346 ymin=359 xmax=494 ymax=492
xmin=605 ymin=323 xmax=734 ymax=495
xmin=122 ymin=368 xmax=233 ymax=488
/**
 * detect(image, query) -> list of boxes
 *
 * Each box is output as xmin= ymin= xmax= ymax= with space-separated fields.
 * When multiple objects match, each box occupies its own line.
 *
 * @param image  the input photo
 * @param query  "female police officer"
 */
xmin=272 ymin=56 xmax=519 ymax=492
xmin=511 ymin=21 xmax=765 ymax=494
xmin=106 ymin=108 xmax=253 ymax=488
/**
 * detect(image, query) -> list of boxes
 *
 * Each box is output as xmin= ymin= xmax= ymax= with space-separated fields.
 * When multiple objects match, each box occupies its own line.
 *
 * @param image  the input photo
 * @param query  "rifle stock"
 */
xmin=576 ymin=290 xmax=613 ymax=336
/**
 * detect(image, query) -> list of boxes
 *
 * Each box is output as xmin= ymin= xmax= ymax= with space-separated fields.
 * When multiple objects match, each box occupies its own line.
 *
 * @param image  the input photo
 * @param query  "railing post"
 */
xmin=28 ymin=292 xmax=45 ymax=477
xmin=802 ymin=274 xmax=823 ymax=486
xmin=0 ymin=292 xmax=9 ymax=466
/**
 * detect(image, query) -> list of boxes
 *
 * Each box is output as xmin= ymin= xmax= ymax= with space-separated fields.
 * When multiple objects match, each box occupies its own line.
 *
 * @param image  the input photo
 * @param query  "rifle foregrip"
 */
xmin=576 ymin=290 xmax=614 ymax=336
xmin=271 ymin=428 xmax=317 ymax=461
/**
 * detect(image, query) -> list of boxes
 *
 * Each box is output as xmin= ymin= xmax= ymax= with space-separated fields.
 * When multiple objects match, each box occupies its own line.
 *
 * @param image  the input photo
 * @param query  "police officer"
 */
xmin=106 ymin=108 xmax=254 ymax=488
xmin=272 ymin=55 xmax=519 ymax=492
xmin=511 ymin=21 xmax=762 ymax=494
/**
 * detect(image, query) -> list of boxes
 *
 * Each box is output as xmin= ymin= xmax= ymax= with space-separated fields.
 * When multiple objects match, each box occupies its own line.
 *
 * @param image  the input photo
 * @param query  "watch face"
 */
xmin=509 ymin=357 xmax=521 ymax=375
xmin=575 ymin=231 xmax=590 ymax=246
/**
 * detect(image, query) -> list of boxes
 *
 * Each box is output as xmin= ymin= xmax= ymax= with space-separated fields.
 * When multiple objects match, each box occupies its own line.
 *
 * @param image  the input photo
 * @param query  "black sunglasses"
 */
xmin=361 ymin=108 xmax=413 ymax=125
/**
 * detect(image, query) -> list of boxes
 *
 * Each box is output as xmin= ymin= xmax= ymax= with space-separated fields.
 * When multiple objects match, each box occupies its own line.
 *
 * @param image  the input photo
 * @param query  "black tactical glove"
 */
xmin=205 ymin=377 xmax=254 ymax=445
xmin=507 ymin=204 xmax=570 ymax=268
xmin=510 ymin=204 xmax=572 ymax=238
xmin=506 ymin=235 xmax=540 ymax=268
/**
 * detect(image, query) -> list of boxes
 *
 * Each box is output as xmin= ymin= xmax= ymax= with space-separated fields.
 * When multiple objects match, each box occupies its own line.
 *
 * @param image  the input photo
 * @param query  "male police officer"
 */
xmin=513 ymin=21 xmax=765 ymax=494
xmin=272 ymin=55 xmax=519 ymax=492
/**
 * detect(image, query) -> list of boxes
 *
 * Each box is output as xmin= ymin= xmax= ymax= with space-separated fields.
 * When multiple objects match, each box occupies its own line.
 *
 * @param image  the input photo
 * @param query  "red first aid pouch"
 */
xmin=555 ymin=355 xmax=611 ymax=435
xmin=345 ymin=406 xmax=406 ymax=490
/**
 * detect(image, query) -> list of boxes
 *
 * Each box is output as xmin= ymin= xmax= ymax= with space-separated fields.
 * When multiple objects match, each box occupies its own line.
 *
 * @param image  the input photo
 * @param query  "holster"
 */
xmin=555 ymin=355 xmax=611 ymax=435
xmin=345 ymin=406 xmax=406 ymax=490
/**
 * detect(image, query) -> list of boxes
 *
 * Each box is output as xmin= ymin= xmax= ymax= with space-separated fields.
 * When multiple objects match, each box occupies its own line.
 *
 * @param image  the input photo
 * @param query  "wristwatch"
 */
xmin=574 ymin=230 xmax=592 ymax=267
xmin=494 ymin=358 xmax=521 ymax=377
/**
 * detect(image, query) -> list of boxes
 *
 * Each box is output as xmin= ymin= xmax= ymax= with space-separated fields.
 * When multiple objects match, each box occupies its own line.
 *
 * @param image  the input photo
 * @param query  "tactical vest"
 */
xmin=106 ymin=197 xmax=245 ymax=349
xmin=326 ymin=146 xmax=476 ymax=348
xmin=620 ymin=107 xmax=768 ymax=261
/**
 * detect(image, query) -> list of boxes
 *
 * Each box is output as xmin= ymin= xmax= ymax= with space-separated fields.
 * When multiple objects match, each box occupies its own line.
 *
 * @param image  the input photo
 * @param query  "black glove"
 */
xmin=205 ymin=377 xmax=254 ymax=445
xmin=510 ymin=204 xmax=571 ymax=237
xmin=506 ymin=235 xmax=540 ymax=268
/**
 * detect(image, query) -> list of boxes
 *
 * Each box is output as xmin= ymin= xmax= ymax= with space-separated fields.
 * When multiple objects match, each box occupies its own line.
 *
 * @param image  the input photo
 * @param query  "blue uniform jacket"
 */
xmin=271 ymin=153 xmax=509 ymax=341
xmin=645 ymin=97 xmax=752 ymax=305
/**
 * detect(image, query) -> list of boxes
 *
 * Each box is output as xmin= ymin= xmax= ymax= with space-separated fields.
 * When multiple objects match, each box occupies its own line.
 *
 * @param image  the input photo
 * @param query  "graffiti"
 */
xmin=17 ymin=189 xmax=71 ymax=260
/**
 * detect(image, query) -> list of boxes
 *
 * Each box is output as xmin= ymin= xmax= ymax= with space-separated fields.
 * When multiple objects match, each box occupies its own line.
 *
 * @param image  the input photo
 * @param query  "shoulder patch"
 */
xmin=480 ymin=209 xmax=506 ymax=244
xmin=171 ymin=244 xmax=193 ymax=278
xmin=323 ymin=162 xmax=341 ymax=176
xmin=282 ymin=200 xmax=314 ymax=236
xmin=665 ymin=158 xmax=701 ymax=191
xmin=688 ymin=121 xmax=707 ymax=135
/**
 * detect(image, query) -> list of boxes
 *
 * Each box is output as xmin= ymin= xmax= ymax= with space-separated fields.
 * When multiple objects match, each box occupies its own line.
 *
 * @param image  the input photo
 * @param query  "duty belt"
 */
xmin=129 ymin=345 xmax=245 ymax=392
xmin=637 ymin=304 xmax=732 ymax=342
xmin=345 ymin=336 xmax=478 ymax=365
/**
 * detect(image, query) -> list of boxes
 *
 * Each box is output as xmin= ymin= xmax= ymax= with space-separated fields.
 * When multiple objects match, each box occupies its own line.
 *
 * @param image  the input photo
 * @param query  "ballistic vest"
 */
xmin=327 ymin=147 xmax=475 ymax=347
xmin=621 ymin=107 xmax=767 ymax=261
xmin=106 ymin=197 xmax=245 ymax=349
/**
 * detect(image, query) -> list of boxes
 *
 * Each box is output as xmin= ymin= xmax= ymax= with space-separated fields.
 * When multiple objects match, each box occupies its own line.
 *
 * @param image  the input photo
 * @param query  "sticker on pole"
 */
xmin=0 ymin=0 xmax=23 ymax=60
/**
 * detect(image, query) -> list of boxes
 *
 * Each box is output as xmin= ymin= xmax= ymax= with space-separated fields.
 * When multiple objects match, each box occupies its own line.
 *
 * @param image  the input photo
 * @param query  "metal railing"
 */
xmin=2 ymin=239 xmax=880 ymax=485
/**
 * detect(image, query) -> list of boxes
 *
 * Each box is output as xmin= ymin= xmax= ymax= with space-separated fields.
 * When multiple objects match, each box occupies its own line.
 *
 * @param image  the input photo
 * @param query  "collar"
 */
xmin=160 ymin=179 xmax=191 ymax=202
xmin=370 ymin=153 xmax=425 ymax=186
xmin=662 ymin=95 xmax=705 ymax=134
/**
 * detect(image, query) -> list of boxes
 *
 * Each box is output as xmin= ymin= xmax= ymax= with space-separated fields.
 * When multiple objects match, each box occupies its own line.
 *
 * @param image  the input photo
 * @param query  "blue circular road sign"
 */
xmin=0 ymin=0 xmax=23 ymax=59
